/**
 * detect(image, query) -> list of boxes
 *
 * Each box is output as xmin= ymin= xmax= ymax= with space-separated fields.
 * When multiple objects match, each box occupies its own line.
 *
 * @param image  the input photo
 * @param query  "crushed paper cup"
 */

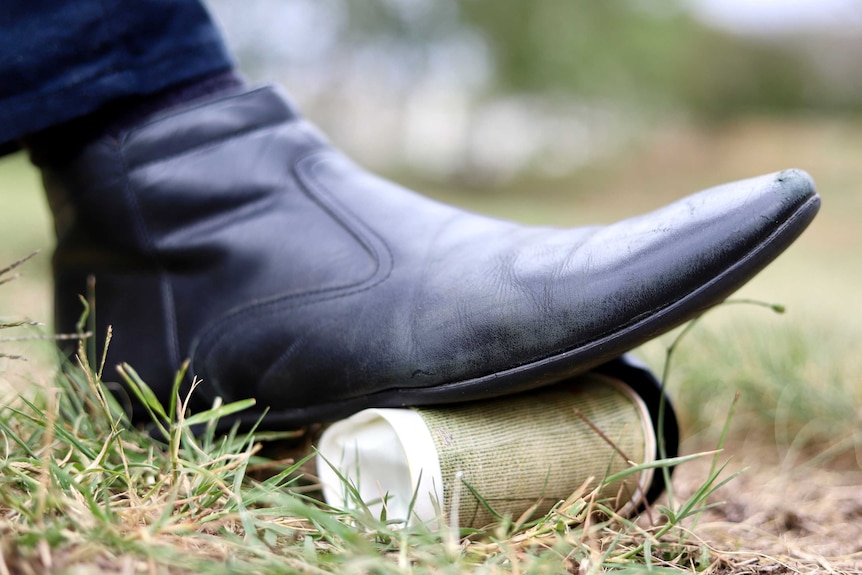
xmin=317 ymin=373 xmax=657 ymax=528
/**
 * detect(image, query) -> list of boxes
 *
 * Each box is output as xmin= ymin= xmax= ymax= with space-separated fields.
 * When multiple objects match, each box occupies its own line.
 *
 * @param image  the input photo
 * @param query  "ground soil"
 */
xmin=670 ymin=439 xmax=862 ymax=574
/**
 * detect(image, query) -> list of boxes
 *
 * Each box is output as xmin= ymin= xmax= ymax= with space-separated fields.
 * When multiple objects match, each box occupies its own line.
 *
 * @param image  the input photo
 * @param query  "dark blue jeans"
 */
xmin=0 ymin=1 xmax=232 ymax=152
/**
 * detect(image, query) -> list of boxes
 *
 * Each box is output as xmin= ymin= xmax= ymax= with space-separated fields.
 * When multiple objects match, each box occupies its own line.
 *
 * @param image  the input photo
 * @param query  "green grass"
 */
xmin=638 ymin=311 xmax=862 ymax=456
xmin=0 ymin=293 xmax=737 ymax=574
xmin=0 ymin=152 xmax=51 ymax=263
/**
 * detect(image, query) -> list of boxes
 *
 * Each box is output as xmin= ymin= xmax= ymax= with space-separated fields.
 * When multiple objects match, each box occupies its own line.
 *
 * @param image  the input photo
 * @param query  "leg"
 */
xmin=0 ymin=0 xmax=233 ymax=153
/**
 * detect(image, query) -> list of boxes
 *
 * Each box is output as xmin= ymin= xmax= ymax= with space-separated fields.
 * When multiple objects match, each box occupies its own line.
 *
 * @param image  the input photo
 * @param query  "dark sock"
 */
xmin=26 ymin=69 xmax=245 ymax=167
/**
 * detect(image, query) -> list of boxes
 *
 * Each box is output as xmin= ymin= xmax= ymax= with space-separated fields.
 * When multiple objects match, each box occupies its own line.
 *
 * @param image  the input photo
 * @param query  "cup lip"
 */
xmin=316 ymin=407 xmax=444 ymax=526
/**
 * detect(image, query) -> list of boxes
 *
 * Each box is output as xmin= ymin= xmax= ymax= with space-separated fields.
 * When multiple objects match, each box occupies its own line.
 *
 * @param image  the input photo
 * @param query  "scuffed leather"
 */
xmin=45 ymin=86 xmax=820 ymax=426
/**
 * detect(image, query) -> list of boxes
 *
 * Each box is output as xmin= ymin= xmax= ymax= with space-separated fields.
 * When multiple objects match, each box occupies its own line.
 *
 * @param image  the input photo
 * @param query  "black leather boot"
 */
xmin=41 ymin=86 xmax=820 ymax=428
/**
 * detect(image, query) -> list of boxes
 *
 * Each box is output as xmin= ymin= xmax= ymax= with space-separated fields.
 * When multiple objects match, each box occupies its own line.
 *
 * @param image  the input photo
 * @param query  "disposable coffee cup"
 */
xmin=317 ymin=372 xmax=659 ymax=528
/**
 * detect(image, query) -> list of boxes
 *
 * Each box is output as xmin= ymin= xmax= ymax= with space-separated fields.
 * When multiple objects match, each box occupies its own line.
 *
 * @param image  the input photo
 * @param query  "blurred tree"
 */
xmin=211 ymin=0 xmax=862 ymax=119
xmin=679 ymin=32 xmax=810 ymax=119
xmin=459 ymin=1 xmax=696 ymax=107
xmin=459 ymin=0 xmax=862 ymax=119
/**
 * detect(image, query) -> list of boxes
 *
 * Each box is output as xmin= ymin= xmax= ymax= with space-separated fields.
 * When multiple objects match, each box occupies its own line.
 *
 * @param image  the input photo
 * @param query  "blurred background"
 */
xmin=1 ymin=0 xmax=861 ymax=455
xmin=212 ymin=0 xmax=862 ymax=184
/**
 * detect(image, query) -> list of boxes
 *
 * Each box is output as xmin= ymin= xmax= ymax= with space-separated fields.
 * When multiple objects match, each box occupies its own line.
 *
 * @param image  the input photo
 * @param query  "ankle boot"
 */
xmin=40 ymin=86 xmax=819 ymax=428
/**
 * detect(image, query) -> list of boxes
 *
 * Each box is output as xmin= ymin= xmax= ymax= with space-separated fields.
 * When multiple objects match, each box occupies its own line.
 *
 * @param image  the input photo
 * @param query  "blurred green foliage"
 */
xmin=460 ymin=0 xmax=861 ymax=119
xmin=292 ymin=0 xmax=862 ymax=119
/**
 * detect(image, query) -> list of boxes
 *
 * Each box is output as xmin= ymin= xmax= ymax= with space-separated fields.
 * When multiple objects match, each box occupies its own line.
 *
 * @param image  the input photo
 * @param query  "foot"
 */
xmin=42 ymin=86 xmax=820 ymax=428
